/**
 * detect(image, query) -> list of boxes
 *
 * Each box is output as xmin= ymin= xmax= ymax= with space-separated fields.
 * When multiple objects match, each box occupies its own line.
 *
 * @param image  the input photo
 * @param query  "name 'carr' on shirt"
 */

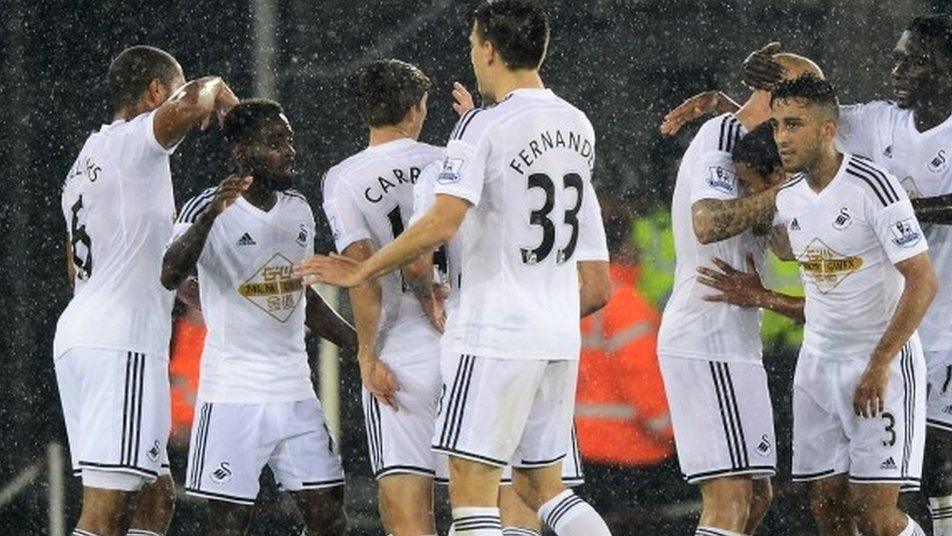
xmin=363 ymin=166 xmax=422 ymax=203
xmin=508 ymin=129 xmax=595 ymax=175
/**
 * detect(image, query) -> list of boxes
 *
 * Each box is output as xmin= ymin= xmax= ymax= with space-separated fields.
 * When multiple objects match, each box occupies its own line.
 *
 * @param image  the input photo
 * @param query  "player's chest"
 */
xmin=213 ymin=210 xmax=312 ymax=268
xmin=783 ymin=197 xmax=874 ymax=260
xmin=882 ymin=134 xmax=952 ymax=198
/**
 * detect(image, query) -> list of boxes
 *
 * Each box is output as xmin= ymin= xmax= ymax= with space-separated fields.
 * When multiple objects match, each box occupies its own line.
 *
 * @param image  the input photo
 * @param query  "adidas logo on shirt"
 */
xmin=791 ymin=218 xmax=801 ymax=231
xmin=880 ymin=457 xmax=897 ymax=470
xmin=236 ymin=233 xmax=256 ymax=247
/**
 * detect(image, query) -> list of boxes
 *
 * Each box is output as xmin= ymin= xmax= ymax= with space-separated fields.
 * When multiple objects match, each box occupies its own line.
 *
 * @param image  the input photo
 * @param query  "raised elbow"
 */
xmin=159 ymin=258 xmax=181 ymax=291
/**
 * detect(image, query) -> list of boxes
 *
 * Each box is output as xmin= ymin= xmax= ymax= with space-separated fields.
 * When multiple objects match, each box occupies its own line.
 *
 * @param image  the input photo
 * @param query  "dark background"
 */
xmin=1 ymin=0 xmax=949 ymax=534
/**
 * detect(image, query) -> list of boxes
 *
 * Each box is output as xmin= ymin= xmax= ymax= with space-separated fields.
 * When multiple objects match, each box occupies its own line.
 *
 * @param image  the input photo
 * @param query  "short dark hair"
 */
xmin=474 ymin=0 xmax=549 ymax=70
xmin=223 ymin=99 xmax=285 ymax=146
xmin=770 ymin=75 xmax=839 ymax=119
xmin=107 ymin=46 xmax=180 ymax=110
xmin=355 ymin=59 xmax=430 ymax=127
xmin=732 ymin=120 xmax=781 ymax=179
xmin=908 ymin=15 xmax=952 ymax=62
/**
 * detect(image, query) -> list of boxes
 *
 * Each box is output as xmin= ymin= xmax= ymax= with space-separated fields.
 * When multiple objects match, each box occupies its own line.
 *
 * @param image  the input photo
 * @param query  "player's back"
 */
xmin=55 ymin=111 xmax=176 ymax=360
xmin=658 ymin=113 xmax=766 ymax=363
xmin=436 ymin=89 xmax=605 ymax=361
xmin=322 ymin=139 xmax=443 ymax=360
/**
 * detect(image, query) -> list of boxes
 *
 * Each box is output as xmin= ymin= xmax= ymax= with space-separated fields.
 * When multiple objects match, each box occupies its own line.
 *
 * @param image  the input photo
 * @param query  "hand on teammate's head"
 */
xmin=742 ymin=42 xmax=784 ymax=91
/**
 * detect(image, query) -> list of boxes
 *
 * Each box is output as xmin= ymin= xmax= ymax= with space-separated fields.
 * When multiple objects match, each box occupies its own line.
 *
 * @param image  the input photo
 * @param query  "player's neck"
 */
xmin=488 ymin=70 xmax=544 ymax=102
xmin=804 ymin=148 xmax=843 ymax=193
xmin=735 ymin=90 xmax=772 ymax=130
xmin=241 ymin=182 xmax=278 ymax=212
xmin=914 ymin=96 xmax=952 ymax=132
xmin=113 ymin=102 xmax=154 ymax=122
xmin=369 ymin=125 xmax=416 ymax=147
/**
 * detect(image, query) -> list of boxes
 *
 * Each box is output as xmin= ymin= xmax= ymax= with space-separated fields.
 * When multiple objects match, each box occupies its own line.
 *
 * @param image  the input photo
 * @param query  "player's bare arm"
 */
xmin=295 ymin=194 xmax=468 ymax=288
xmin=578 ymin=260 xmax=611 ymax=318
xmin=338 ymin=239 xmax=401 ymax=410
xmin=691 ymin=185 xmax=781 ymax=244
xmin=403 ymin=252 xmax=446 ymax=333
xmin=854 ymin=252 xmax=938 ymax=417
xmin=64 ymin=236 xmax=76 ymax=287
xmin=153 ymin=76 xmax=239 ymax=149
xmin=912 ymin=194 xmax=952 ymax=224
xmin=160 ymin=175 xmax=250 ymax=290
xmin=660 ymin=91 xmax=741 ymax=136
xmin=697 ymin=254 xmax=805 ymax=323
xmin=303 ymin=286 xmax=356 ymax=352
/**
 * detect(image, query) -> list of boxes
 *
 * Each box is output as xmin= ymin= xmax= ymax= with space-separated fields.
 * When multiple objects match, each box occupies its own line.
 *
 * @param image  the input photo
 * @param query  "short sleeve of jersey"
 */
xmin=321 ymin=173 xmax=372 ymax=253
xmin=575 ymin=179 xmax=609 ymax=261
xmin=433 ymin=110 xmax=492 ymax=206
xmin=836 ymin=102 xmax=888 ymax=158
xmin=688 ymin=151 xmax=739 ymax=204
xmin=142 ymin=110 xmax=180 ymax=156
xmin=871 ymin=196 xmax=929 ymax=265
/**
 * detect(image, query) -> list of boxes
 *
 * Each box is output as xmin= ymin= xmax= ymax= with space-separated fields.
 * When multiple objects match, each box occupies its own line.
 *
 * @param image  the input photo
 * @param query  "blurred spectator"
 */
xmin=575 ymin=197 xmax=683 ymax=533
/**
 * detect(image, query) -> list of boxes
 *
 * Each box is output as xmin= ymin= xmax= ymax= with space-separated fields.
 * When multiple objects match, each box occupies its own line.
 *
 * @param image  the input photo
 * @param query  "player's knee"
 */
xmin=700 ymin=479 xmax=752 ymax=521
xmin=749 ymin=481 xmax=773 ymax=517
xmin=810 ymin=491 xmax=846 ymax=524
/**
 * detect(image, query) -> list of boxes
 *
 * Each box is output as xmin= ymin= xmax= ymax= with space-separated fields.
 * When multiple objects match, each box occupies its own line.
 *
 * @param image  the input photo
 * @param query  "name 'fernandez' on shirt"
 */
xmin=363 ymin=166 xmax=423 ymax=203
xmin=508 ymin=129 xmax=595 ymax=175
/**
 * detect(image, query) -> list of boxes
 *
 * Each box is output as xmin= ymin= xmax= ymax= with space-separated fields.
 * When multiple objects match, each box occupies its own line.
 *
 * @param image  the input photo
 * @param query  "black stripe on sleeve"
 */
xmin=845 ymin=168 xmax=890 ymax=206
xmin=850 ymin=157 xmax=899 ymax=201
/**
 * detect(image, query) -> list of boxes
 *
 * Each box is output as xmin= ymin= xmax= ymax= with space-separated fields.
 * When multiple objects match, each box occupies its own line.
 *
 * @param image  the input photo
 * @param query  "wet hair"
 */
xmin=223 ymin=99 xmax=285 ymax=146
xmin=770 ymin=75 xmax=839 ymax=119
xmin=355 ymin=59 xmax=431 ymax=127
xmin=732 ymin=120 xmax=782 ymax=179
xmin=474 ymin=0 xmax=549 ymax=70
xmin=107 ymin=46 xmax=180 ymax=110
xmin=908 ymin=15 xmax=952 ymax=62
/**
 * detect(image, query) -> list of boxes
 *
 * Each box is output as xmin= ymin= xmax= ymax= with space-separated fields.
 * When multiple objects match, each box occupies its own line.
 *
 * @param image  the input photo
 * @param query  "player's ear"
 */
xmin=145 ymin=78 xmax=165 ymax=107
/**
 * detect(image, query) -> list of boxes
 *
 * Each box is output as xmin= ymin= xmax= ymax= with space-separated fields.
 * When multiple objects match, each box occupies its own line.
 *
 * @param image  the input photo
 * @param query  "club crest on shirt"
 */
xmin=796 ymin=238 xmax=863 ymax=294
xmin=890 ymin=218 xmax=922 ymax=248
xmin=832 ymin=207 xmax=852 ymax=231
xmin=437 ymin=157 xmax=465 ymax=184
xmin=237 ymin=253 xmax=304 ymax=322
xmin=707 ymin=166 xmax=736 ymax=195
xmin=928 ymin=149 xmax=948 ymax=173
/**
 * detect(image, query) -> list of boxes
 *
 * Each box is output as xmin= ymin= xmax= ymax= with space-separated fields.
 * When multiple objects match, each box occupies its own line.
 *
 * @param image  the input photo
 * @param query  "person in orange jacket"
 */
xmin=574 ymin=195 xmax=684 ymax=533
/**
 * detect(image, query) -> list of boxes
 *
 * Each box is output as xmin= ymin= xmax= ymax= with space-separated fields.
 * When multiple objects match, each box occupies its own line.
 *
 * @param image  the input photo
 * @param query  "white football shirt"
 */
xmin=837 ymin=101 xmax=952 ymax=353
xmin=774 ymin=154 xmax=928 ymax=360
xmin=657 ymin=113 xmax=767 ymax=363
xmin=433 ymin=88 xmax=609 ymax=361
xmin=322 ymin=139 xmax=443 ymax=363
xmin=55 ymin=111 xmax=177 ymax=360
xmin=172 ymin=189 xmax=317 ymax=403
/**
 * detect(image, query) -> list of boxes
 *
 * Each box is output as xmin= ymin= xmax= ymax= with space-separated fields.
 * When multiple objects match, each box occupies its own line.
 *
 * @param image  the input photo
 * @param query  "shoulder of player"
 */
xmin=841 ymin=154 xmax=904 ymax=208
xmin=177 ymin=186 xmax=219 ymax=224
xmin=691 ymin=113 xmax=743 ymax=154
xmin=281 ymin=188 xmax=312 ymax=207
xmin=775 ymin=173 xmax=807 ymax=205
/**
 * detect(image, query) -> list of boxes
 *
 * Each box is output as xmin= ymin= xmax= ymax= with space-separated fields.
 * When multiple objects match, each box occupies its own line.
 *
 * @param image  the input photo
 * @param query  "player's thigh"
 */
xmin=842 ymin=342 xmax=926 ymax=490
xmin=185 ymin=401 xmax=269 ymax=506
xmin=433 ymin=354 xmax=545 ymax=466
xmin=847 ymin=481 xmax=901 ymax=521
xmin=363 ymin=357 xmax=441 ymax=480
xmin=660 ymin=355 xmax=777 ymax=485
xmin=130 ymin=473 xmax=176 ymax=531
xmin=447 ymin=455 xmax=506 ymax=506
xmin=511 ymin=360 xmax=578 ymax=472
xmin=206 ymin=499 xmax=254 ymax=536
xmin=792 ymin=352 xmax=851 ymax=484
xmin=498 ymin=484 xmax=540 ymax=530
xmin=511 ymin=462 xmax=565 ymax=511
xmin=292 ymin=486 xmax=347 ymax=536
xmin=268 ymin=398 xmax=345 ymax=495
xmin=64 ymin=348 xmax=169 ymax=489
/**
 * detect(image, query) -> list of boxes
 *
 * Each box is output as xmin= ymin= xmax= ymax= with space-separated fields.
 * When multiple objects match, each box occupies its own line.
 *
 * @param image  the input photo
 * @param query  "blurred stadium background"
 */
xmin=1 ymin=0 xmax=949 ymax=534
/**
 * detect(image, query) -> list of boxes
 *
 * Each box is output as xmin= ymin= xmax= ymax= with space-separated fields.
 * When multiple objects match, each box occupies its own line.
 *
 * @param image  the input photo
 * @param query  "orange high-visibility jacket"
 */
xmin=576 ymin=264 xmax=674 ymax=466
xmin=169 ymin=315 xmax=206 ymax=439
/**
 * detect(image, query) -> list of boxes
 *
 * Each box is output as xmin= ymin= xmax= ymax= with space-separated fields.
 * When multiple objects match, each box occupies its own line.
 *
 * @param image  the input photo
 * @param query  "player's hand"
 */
xmin=212 ymin=82 xmax=240 ymax=129
xmin=660 ymin=91 xmax=727 ymax=136
xmin=452 ymin=82 xmax=475 ymax=117
xmin=294 ymin=253 xmax=366 ymax=288
xmin=206 ymin=175 xmax=252 ymax=217
xmin=420 ymin=283 xmax=448 ymax=333
xmin=742 ymin=42 xmax=784 ymax=91
xmin=360 ymin=357 xmax=400 ymax=411
xmin=853 ymin=363 xmax=890 ymax=417
xmin=697 ymin=255 xmax=765 ymax=308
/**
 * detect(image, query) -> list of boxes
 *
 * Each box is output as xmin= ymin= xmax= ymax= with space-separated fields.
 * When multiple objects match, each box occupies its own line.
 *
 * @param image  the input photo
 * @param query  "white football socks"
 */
xmin=695 ymin=527 xmax=745 ymax=536
xmin=932 ymin=496 xmax=952 ymax=536
xmin=898 ymin=515 xmax=927 ymax=536
xmin=502 ymin=527 xmax=541 ymax=536
xmin=537 ymin=490 xmax=610 ymax=535
xmin=451 ymin=507 xmax=503 ymax=535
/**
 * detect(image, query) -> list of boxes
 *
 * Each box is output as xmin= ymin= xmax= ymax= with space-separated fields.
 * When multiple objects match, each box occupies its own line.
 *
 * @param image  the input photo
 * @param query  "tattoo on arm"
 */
xmin=692 ymin=189 xmax=777 ymax=244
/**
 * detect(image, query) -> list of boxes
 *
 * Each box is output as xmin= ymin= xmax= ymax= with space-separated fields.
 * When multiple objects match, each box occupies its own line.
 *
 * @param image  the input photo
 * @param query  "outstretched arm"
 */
xmin=697 ymin=255 xmax=805 ymax=322
xmin=304 ymin=286 xmax=356 ymax=352
xmin=153 ymin=76 xmax=239 ymax=149
xmin=692 ymin=184 xmax=780 ymax=244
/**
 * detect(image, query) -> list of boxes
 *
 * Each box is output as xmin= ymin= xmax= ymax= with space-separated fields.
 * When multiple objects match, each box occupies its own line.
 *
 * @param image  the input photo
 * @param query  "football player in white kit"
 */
xmin=295 ymin=2 xmax=614 ymax=534
xmin=664 ymin=18 xmax=952 ymax=534
xmin=771 ymin=76 xmax=935 ymax=536
xmin=160 ymin=100 xmax=356 ymax=535
xmin=657 ymin=54 xmax=821 ymax=536
xmin=57 ymin=45 xmax=238 ymax=536
xmin=321 ymin=59 xmax=446 ymax=536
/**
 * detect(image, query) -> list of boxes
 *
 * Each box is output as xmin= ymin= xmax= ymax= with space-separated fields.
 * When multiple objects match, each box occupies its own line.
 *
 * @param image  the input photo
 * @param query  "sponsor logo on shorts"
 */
xmin=210 ymin=462 xmax=233 ymax=485
xmin=880 ymin=457 xmax=897 ymax=470
xmin=756 ymin=434 xmax=772 ymax=456
xmin=942 ymin=405 xmax=952 ymax=416
xmin=147 ymin=440 xmax=160 ymax=462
